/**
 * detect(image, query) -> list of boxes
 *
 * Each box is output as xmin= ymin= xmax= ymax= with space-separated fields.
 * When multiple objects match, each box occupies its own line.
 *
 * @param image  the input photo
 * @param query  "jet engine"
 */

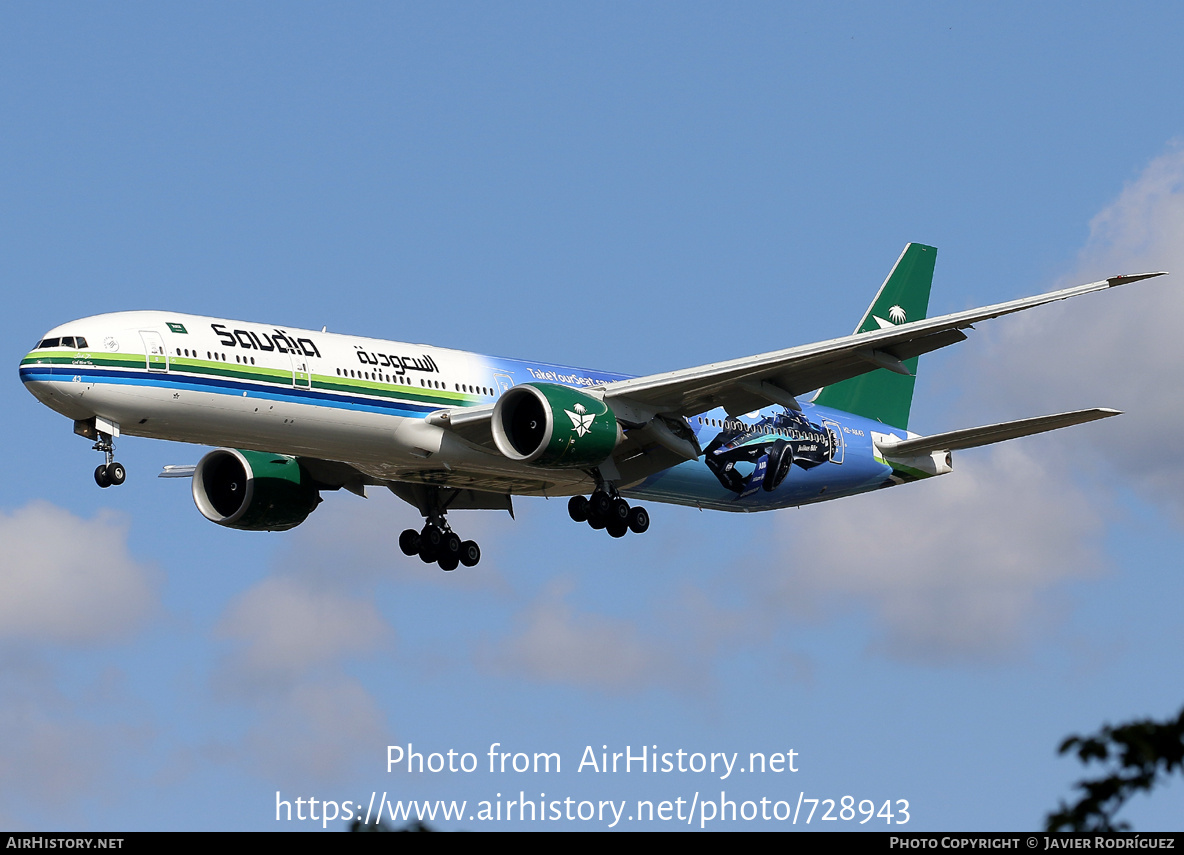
xmin=192 ymin=448 xmax=321 ymax=531
xmin=491 ymin=383 xmax=622 ymax=468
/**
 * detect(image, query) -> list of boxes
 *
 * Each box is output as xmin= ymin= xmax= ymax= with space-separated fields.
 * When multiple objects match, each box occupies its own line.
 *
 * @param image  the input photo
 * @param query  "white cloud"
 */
xmin=235 ymin=676 xmax=387 ymax=785
xmin=973 ymin=144 xmax=1184 ymax=517
xmin=1080 ymin=144 xmax=1184 ymax=274
xmin=479 ymin=577 xmax=700 ymax=693
xmin=0 ymin=504 xmax=157 ymax=821
xmin=0 ymin=501 xmax=158 ymax=644
xmin=215 ymin=575 xmax=391 ymax=683
xmin=0 ymin=657 xmax=150 ymax=823
xmin=211 ymin=572 xmax=394 ymax=783
xmin=768 ymin=444 xmax=1107 ymax=663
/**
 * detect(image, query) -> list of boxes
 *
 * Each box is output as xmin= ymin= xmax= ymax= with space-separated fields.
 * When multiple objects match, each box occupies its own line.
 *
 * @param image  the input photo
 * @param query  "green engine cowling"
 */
xmin=492 ymin=383 xmax=622 ymax=468
xmin=192 ymin=448 xmax=321 ymax=531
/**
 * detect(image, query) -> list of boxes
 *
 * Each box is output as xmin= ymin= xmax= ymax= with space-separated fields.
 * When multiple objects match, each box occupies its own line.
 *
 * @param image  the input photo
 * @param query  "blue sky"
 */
xmin=2 ymin=2 xmax=1183 ymax=831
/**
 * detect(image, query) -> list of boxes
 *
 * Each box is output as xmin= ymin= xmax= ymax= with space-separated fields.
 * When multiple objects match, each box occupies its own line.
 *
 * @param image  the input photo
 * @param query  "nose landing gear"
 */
xmin=92 ymin=434 xmax=126 ymax=488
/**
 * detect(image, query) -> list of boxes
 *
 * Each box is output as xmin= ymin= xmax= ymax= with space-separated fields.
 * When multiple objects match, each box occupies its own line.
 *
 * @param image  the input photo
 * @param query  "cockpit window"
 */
xmin=34 ymin=335 xmax=86 ymax=349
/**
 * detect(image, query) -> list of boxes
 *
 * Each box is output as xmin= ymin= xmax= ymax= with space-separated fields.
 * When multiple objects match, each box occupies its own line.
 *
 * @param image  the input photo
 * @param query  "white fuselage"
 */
xmin=20 ymin=310 xmax=905 ymax=511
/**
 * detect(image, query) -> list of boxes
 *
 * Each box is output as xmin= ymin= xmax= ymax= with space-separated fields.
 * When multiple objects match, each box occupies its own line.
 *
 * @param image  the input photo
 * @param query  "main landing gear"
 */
xmin=92 ymin=433 xmax=126 ymax=488
xmin=567 ymin=488 xmax=650 ymax=538
xmin=398 ymin=516 xmax=481 ymax=572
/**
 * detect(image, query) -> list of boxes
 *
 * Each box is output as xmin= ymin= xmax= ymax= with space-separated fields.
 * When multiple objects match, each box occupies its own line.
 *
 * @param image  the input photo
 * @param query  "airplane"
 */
xmin=19 ymin=244 xmax=1165 ymax=571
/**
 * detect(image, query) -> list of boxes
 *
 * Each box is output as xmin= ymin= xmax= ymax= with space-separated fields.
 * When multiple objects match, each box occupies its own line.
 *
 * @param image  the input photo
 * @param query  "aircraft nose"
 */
xmin=19 ymin=334 xmax=94 ymax=420
xmin=20 ymin=336 xmax=51 ymax=377
xmin=20 ymin=343 xmax=61 ymax=402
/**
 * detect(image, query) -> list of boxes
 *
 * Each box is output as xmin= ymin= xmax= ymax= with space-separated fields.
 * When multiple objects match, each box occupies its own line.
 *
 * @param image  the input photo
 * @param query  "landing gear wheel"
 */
xmin=588 ymin=514 xmax=607 ymax=531
xmin=607 ymin=521 xmax=628 ymax=538
xmin=589 ymin=489 xmax=612 ymax=519
xmin=91 ymin=432 xmax=121 ymax=488
xmin=405 ymin=486 xmax=480 ymax=570
xmin=460 ymin=541 xmax=481 ymax=567
xmin=628 ymin=506 xmax=650 ymax=534
xmin=611 ymin=497 xmax=631 ymax=523
xmin=399 ymin=529 xmax=421 ymax=556
xmin=422 ymin=524 xmax=444 ymax=550
xmin=568 ymin=495 xmax=589 ymax=523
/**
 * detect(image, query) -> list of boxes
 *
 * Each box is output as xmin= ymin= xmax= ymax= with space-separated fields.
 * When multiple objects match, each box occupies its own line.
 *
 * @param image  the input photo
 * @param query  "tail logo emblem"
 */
xmin=872 ymin=305 xmax=908 ymax=329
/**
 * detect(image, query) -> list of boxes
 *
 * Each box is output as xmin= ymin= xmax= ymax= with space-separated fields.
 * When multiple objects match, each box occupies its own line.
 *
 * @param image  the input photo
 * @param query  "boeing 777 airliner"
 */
xmin=19 ymin=245 xmax=1164 ymax=571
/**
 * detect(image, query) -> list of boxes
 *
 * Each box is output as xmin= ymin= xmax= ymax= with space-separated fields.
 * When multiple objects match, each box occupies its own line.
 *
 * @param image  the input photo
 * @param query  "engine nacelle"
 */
xmin=192 ymin=448 xmax=320 ymax=531
xmin=492 ymin=383 xmax=622 ymax=468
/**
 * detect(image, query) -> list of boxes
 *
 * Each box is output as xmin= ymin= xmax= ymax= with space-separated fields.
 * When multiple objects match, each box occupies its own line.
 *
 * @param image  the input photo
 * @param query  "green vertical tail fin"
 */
xmin=812 ymin=243 xmax=936 ymax=430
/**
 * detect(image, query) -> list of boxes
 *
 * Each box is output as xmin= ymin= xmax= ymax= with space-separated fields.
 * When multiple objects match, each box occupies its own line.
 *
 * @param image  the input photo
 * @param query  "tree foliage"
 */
xmin=1046 ymin=706 xmax=1184 ymax=831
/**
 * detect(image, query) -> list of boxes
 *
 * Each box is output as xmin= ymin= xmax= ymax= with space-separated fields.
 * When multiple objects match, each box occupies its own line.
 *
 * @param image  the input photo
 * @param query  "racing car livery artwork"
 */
xmin=700 ymin=408 xmax=836 ymax=498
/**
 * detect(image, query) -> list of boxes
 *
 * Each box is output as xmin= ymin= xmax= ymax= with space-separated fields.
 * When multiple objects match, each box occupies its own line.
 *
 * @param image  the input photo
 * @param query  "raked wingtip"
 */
xmin=1106 ymin=271 xmax=1168 ymax=287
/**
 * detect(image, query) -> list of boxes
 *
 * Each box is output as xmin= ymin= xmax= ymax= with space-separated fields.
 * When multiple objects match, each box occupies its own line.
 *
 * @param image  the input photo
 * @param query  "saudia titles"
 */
xmin=209 ymin=323 xmax=441 ymax=377
xmin=210 ymin=323 xmax=322 ymax=358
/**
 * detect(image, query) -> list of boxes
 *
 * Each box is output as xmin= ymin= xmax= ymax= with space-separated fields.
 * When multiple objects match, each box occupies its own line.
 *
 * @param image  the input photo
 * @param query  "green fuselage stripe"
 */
xmin=22 ymin=351 xmax=481 ymax=409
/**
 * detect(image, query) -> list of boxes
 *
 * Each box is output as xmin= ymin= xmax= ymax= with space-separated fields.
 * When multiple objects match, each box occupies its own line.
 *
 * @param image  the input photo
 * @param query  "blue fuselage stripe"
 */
xmin=19 ymin=365 xmax=440 ymax=418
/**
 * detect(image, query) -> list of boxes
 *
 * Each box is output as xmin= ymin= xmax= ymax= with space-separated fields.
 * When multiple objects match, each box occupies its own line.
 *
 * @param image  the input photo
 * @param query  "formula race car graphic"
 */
xmin=701 ymin=408 xmax=835 ymax=498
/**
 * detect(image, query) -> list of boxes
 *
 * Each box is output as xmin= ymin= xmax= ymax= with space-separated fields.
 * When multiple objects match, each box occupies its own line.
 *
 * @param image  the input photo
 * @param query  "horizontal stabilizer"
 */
xmin=158 ymin=464 xmax=196 ymax=478
xmin=878 ymin=408 xmax=1121 ymax=457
